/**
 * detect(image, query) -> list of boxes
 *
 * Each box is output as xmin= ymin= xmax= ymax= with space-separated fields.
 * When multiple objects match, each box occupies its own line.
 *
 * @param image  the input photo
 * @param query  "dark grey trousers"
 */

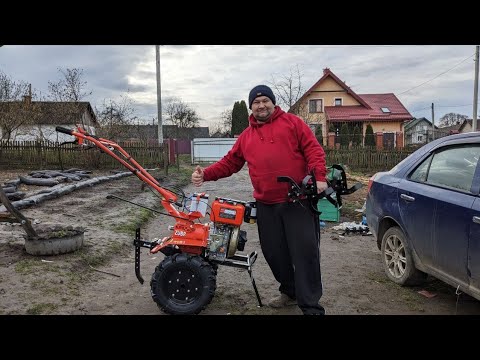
xmin=256 ymin=199 xmax=325 ymax=315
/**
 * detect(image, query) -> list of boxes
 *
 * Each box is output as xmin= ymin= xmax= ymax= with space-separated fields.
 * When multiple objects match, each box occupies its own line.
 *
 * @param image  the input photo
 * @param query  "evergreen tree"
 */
xmin=231 ymin=102 xmax=240 ymax=136
xmin=352 ymin=125 xmax=362 ymax=146
xmin=315 ymin=125 xmax=323 ymax=146
xmin=238 ymin=100 xmax=249 ymax=132
xmin=365 ymin=123 xmax=375 ymax=147
xmin=231 ymin=101 xmax=249 ymax=136
xmin=329 ymin=123 xmax=335 ymax=133
xmin=339 ymin=123 xmax=349 ymax=148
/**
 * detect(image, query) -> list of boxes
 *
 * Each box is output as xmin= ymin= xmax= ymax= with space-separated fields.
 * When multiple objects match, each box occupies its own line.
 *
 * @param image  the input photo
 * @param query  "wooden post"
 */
xmin=0 ymin=187 xmax=38 ymax=239
xmin=176 ymin=140 xmax=180 ymax=171
xmin=57 ymin=141 xmax=64 ymax=171
xmin=164 ymin=141 xmax=169 ymax=176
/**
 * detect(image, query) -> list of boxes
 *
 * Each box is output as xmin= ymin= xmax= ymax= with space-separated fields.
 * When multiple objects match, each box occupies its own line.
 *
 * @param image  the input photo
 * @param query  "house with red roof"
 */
xmin=289 ymin=68 xmax=413 ymax=149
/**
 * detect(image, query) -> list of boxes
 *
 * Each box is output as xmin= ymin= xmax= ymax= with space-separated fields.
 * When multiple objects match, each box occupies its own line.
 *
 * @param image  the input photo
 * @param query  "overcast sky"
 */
xmin=0 ymin=45 xmax=478 ymax=128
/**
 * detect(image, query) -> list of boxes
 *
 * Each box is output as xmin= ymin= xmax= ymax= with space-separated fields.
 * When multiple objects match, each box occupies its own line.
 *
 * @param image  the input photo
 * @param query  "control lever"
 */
xmin=277 ymin=175 xmax=338 ymax=215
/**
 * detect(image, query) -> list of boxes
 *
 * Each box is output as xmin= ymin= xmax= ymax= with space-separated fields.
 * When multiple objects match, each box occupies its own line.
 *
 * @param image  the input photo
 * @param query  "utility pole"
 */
xmin=431 ymin=103 xmax=435 ymax=141
xmin=473 ymin=45 xmax=479 ymax=132
xmin=156 ymin=45 xmax=164 ymax=144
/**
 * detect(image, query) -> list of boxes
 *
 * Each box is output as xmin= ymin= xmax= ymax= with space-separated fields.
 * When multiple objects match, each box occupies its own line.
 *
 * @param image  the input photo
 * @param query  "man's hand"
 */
xmin=192 ymin=165 xmax=204 ymax=187
xmin=316 ymin=181 xmax=328 ymax=194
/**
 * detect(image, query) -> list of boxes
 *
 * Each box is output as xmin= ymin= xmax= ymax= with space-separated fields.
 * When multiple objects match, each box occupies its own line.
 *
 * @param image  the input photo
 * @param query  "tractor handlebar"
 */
xmin=55 ymin=126 xmax=73 ymax=135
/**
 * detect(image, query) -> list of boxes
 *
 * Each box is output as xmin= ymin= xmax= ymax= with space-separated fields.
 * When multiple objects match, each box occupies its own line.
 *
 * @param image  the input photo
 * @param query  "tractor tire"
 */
xmin=150 ymin=253 xmax=217 ymax=315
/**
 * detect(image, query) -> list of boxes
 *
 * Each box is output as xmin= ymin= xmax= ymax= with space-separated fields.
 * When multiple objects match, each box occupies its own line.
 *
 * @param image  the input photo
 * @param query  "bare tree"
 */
xmin=32 ymin=67 xmax=95 ymax=142
xmin=0 ymin=72 xmax=41 ymax=141
xmin=0 ymin=72 xmax=28 ymax=100
xmin=210 ymin=109 xmax=232 ymax=137
xmin=220 ymin=108 xmax=232 ymax=134
xmin=438 ymin=112 xmax=469 ymax=127
xmin=269 ymin=64 xmax=305 ymax=110
xmin=269 ymin=64 xmax=316 ymax=124
xmin=95 ymin=95 xmax=138 ymax=140
xmin=164 ymin=97 xmax=200 ymax=129
xmin=48 ymin=68 xmax=92 ymax=102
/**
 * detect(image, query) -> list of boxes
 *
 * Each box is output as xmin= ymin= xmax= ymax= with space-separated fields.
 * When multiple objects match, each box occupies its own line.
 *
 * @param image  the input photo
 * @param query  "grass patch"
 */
xmin=170 ymin=166 xmax=194 ymax=189
xmin=367 ymin=272 xmax=389 ymax=284
xmin=341 ymin=202 xmax=363 ymax=220
xmin=30 ymin=278 xmax=59 ymax=294
xmin=15 ymin=259 xmax=41 ymax=275
xmin=75 ymin=247 xmax=110 ymax=268
xmin=106 ymin=240 xmax=130 ymax=255
xmin=26 ymin=303 xmax=58 ymax=315
xmin=162 ymin=157 xmax=199 ymax=189
xmin=114 ymin=208 xmax=155 ymax=236
xmin=401 ymin=292 xmax=425 ymax=311
xmin=367 ymin=272 xmax=425 ymax=312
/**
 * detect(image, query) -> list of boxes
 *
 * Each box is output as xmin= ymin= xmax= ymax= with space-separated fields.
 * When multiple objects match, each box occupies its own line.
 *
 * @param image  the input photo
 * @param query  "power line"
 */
xmin=436 ymin=104 xmax=472 ymax=108
xmin=410 ymin=106 xmax=431 ymax=113
xmin=398 ymin=53 xmax=475 ymax=95
xmin=411 ymin=103 xmax=476 ymax=113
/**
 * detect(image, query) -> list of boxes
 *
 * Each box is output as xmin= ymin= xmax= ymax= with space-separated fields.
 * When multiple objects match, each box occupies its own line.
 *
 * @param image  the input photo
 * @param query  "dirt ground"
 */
xmin=1 ymin=165 xmax=480 ymax=315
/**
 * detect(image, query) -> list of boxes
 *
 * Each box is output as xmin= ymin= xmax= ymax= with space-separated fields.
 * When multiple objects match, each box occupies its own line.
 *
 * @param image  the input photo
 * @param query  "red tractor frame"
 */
xmin=56 ymin=125 xmax=261 ymax=315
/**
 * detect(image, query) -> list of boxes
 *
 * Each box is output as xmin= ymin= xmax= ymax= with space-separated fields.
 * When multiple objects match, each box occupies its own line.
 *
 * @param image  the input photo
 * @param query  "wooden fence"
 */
xmin=0 ymin=140 xmax=414 ymax=173
xmin=0 ymin=140 xmax=166 ymax=170
xmin=325 ymin=148 xmax=414 ymax=173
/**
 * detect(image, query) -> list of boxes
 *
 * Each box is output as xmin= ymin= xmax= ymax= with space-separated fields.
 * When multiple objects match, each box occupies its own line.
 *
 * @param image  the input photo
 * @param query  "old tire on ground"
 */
xmin=150 ymin=253 xmax=217 ymax=315
xmin=24 ymin=232 xmax=84 ymax=256
xmin=381 ymin=226 xmax=426 ymax=286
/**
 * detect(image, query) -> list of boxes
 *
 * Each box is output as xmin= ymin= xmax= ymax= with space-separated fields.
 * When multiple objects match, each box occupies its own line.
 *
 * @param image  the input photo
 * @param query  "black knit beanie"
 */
xmin=248 ymin=85 xmax=276 ymax=109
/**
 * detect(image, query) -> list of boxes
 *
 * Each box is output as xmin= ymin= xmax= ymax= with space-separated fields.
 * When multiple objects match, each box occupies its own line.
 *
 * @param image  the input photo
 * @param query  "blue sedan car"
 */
xmin=366 ymin=132 xmax=480 ymax=300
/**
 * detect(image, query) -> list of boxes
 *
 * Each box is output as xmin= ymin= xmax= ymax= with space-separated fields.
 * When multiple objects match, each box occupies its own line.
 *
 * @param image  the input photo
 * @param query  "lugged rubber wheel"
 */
xmin=150 ymin=253 xmax=217 ymax=315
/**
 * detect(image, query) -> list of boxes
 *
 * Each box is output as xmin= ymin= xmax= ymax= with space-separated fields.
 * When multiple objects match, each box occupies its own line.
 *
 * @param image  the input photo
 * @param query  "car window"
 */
xmin=409 ymin=144 xmax=480 ymax=192
xmin=409 ymin=154 xmax=432 ymax=182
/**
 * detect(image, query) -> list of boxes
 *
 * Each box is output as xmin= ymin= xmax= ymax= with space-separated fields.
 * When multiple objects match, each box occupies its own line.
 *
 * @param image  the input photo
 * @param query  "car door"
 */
xmin=428 ymin=145 xmax=479 ymax=284
xmin=397 ymin=154 xmax=437 ymax=267
xmin=468 ymin=198 xmax=480 ymax=292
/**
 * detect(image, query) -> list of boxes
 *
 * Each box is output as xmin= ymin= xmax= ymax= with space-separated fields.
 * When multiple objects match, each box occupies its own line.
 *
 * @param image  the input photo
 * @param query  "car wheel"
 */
xmin=381 ymin=226 xmax=426 ymax=286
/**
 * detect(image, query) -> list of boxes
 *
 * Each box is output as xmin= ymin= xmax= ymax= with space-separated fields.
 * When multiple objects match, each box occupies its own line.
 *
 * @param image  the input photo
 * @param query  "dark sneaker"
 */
xmin=302 ymin=303 xmax=326 ymax=315
xmin=267 ymin=293 xmax=297 ymax=308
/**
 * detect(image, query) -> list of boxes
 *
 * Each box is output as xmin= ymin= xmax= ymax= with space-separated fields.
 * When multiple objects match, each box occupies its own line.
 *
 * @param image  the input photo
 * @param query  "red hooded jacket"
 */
xmin=203 ymin=106 xmax=326 ymax=204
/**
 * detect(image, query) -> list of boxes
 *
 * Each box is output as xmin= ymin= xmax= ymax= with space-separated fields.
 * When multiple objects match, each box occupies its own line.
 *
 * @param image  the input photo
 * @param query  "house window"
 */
xmin=417 ymin=135 xmax=423 ymax=142
xmin=309 ymin=99 xmax=323 ymax=113
xmin=381 ymin=107 xmax=391 ymax=113
xmin=334 ymin=98 xmax=342 ymax=106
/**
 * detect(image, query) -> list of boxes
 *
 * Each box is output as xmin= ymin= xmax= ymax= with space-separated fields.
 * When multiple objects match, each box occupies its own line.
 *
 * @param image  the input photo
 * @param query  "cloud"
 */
xmin=1 ymin=45 xmax=477 ymax=127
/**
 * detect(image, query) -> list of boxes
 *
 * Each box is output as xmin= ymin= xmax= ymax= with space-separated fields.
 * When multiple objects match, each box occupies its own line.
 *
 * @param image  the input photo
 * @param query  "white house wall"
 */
xmin=9 ymin=123 xmax=96 ymax=142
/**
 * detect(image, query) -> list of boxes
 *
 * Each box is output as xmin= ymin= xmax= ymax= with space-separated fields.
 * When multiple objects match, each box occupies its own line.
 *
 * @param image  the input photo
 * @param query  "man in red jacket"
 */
xmin=192 ymin=85 xmax=327 ymax=315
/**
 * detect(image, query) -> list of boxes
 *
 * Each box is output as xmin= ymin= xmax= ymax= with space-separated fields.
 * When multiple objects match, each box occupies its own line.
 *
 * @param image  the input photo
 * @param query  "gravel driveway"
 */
xmin=1 ymin=166 xmax=480 ymax=315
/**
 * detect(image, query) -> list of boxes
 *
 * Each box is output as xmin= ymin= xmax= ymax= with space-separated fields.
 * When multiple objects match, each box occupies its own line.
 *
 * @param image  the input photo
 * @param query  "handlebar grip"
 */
xmin=56 ymin=126 xmax=73 ymax=135
xmin=324 ymin=187 xmax=334 ymax=197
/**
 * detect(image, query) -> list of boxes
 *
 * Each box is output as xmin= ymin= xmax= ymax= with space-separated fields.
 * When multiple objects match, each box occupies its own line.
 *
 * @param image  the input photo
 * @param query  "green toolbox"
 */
xmin=317 ymin=194 xmax=341 ymax=222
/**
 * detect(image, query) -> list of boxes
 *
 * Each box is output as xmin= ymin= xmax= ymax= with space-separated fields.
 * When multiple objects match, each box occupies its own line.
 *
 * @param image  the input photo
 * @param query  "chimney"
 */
xmin=23 ymin=84 xmax=32 ymax=105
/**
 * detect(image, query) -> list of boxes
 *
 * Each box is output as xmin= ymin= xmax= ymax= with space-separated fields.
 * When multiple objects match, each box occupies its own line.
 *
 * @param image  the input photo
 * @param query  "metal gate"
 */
xmin=191 ymin=138 xmax=237 ymax=163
